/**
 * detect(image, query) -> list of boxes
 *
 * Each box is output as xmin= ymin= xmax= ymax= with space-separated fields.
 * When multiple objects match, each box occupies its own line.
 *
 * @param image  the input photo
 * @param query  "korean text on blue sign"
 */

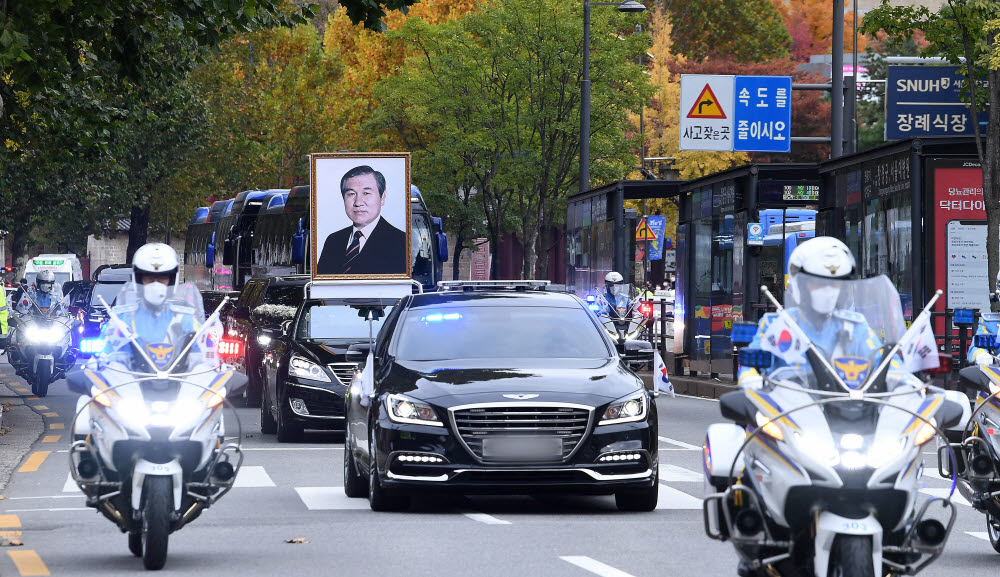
xmin=733 ymin=76 xmax=792 ymax=153
xmin=886 ymin=66 xmax=989 ymax=140
xmin=646 ymin=216 xmax=667 ymax=261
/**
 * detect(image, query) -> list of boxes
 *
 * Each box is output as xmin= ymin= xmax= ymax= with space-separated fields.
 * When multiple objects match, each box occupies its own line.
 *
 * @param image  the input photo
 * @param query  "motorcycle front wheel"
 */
xmin=142 ymin=476 xmax=172 ymax=570
xmin=828 ymin=534 xmax=875 ymax=577
xmin=987 ymin=512 xmax=1000 ymax=554
xmin=33 ymin=360 xmax=51 ymax=398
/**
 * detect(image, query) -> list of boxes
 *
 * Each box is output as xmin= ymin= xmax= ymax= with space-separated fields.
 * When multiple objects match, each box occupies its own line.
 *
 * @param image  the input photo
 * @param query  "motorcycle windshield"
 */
xmin=104 ymin=282 xmax=220 ymax=373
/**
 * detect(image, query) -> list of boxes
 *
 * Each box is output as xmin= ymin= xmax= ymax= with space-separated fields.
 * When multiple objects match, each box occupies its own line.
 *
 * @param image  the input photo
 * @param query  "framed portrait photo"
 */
xmin=310 ymin=152 xmax=411 ymax=281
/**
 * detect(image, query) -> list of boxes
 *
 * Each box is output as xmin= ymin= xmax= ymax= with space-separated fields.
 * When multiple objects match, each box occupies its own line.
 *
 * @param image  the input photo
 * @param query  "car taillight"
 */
xmin=639 ymin=302 xmax=653 ymax=318
xmin=219 ymin=339 xmax=242 ymax=360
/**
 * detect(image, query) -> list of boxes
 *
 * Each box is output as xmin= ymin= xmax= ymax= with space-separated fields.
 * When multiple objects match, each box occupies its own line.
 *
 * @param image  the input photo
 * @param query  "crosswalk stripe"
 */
xmin=561 ymin=556 xmax=637 ymax=577
xmin=919 ymin=487 xmax=971 ymax=506
xmin=967 ymin=531 xmax=990 ymax=542
xmin=659 ymin=464 xmax=702 ymax=482
xmin=62 ymin=474 xmax=80 ymax=494
xmin=295 ymin=487 xmax=370 ymax=510
xmin=462 ymin=512 xmax=511 ymax=525
xmin=658 ymin=436 xmax=701 ymax=450
xmin=234 ymin=466 xmax=276 ymax=488
xmin=656 ymin=484 xmax=702 ymax=510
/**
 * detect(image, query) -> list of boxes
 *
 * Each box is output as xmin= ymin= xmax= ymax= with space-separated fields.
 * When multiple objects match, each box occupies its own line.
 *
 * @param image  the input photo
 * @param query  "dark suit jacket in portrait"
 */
xmin=317 ymin=217 xmax=407 ymax=275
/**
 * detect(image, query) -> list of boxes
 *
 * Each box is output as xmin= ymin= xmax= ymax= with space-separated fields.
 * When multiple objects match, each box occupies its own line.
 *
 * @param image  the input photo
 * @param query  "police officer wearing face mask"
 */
xmin=15 ymin=270 xmax=64 ymax=316
xmin=97 ymin=243 xmax=200 ymax=370
xmin=738 ymin=237 xmax=892 ymax=388
xmin=968 ymin=271 xmax=1000 ymax=367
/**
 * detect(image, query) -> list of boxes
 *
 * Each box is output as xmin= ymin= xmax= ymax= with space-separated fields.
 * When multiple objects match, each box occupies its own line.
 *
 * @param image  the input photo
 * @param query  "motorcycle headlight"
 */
xmin=385 ymin=393 xmax=442 ymax=427
xmin=867 ymin=438 xmax=905 ymax=468
xmin=25 ymin=325 xmax=65 ymax=344
xmin=792 ymin=431 xmax=838 ymax=465
xmin=599 ymin=392 xmax=648 ymax=425
xmin=289 ymin=355 xmax=331 ymax=383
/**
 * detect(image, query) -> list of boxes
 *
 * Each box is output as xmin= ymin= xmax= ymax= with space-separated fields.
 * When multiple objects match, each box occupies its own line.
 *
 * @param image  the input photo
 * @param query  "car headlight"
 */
xmin=599 ymin=392 xmax=648 ymax=425
xmin=385 ymin=393 xmax=442 ymax=427
xmin=289 ymin=355 xmax=331 ymax=382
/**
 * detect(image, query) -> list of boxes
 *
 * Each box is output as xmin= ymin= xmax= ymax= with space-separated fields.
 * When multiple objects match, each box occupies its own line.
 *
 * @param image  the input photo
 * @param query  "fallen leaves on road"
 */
xmin=0 ymin=536 xmax=23 ymax=547
xmin=1 ymin=402 xmax=12 ymax=412
xmin=0 ymin=425 xmax=11 ymax=436
xmin=284 ymin=537 xmax=309 ymax=544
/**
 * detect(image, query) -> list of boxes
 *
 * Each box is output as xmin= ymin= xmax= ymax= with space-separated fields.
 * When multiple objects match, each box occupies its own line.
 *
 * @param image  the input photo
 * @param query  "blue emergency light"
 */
xmin=423 ymin=312 xmax=462 ymax=322
xmin=79 ymin=338 xmax=105 ymax=354
xmin=588 ymin=303 xmax=600 ymax=312
xmin=586 ymin=295 xmax=596 ymax=302
xmin=954 ymin=309 xmax=975 ymax=325
xmin=975 ymin=334 xmax=999 ymax=350
xmin=738 ymin=348 xmax=774 ymax=369
xmin=730 ymin=322 xmax=759 ymax=346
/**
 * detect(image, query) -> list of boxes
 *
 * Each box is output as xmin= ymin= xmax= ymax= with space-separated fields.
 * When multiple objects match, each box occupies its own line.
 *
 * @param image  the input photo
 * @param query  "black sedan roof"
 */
xmin=408 ymin=291 xmax=583 ymax=309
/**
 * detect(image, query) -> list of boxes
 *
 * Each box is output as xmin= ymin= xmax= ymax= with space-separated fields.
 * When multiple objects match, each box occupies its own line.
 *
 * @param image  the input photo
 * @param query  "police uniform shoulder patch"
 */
xmin=982 ymin=313 xmax=1000 ymax=323
xmin=834 ymin=310 xmax=865 ymax=323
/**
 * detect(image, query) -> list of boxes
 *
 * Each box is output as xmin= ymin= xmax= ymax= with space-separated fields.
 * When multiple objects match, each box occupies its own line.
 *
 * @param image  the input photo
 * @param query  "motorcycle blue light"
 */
xmin=588 ymin=304 xmax=600 ymax=311
xmin=586 ymin=295 xmax=596 ymax=303
xmin=80 ymin=338 xmax=105 ymax=354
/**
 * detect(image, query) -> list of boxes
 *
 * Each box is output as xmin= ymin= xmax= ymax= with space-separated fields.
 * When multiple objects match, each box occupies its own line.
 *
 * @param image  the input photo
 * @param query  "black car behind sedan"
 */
xmin=260 ymin=297 xmax=395 ymax=442
xmin=344 ymin=281 xmax=658 ymax=512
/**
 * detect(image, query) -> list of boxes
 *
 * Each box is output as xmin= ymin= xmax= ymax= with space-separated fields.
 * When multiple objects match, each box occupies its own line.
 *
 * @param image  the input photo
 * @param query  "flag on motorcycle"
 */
xmin=896 ymin=312 xmax=939 ymax=372
xmin=358 ymin=351 xmax=375 ymax=407
xmin=653 ymin=350 xmax=675 ymax=397
xmin=759 ymin=313 xmax=807 ymax=364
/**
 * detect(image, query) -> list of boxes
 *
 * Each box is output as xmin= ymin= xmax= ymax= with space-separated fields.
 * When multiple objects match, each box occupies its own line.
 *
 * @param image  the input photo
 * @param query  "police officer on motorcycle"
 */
xmin=15 ymin=270 xmax=63 ymax=316
xmin=739 ymin=237 xmax=899 ymax=388
xmin=968 ymin=270 xmax=1000 ymax=367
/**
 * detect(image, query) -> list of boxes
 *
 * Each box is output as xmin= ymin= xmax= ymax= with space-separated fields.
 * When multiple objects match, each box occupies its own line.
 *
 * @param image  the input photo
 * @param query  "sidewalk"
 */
xmin=638 ymin=371 xmax=736 ymax=399
xmin=0 ymin=366 xmax=43 ymax=493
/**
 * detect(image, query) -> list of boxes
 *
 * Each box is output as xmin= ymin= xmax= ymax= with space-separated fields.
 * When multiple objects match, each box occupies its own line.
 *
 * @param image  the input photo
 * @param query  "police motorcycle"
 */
xmin=939 ymin=288 xmax=1000 ymax=554
xmin=65 ymin=280 xmax=247 ymax=570
xmin=8 ymin=282 xmax=75 ymax=397
xmin=703 ymin=275 xmax=966 ymax=575
xmin=587 ymin=272 xmax=652 ymax=369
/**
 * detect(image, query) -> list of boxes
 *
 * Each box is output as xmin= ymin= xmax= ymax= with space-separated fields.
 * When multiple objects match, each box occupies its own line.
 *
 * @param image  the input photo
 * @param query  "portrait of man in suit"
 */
xmin=316 ymin=164 xmax=407 ymax=276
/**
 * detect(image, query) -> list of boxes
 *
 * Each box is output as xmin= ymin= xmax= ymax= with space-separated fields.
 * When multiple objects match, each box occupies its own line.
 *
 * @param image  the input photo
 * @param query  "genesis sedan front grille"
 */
xmin=449 ymin=403 xmax=593 ymax=463
xmin=328 ymin=362 xmax=359 ymax=385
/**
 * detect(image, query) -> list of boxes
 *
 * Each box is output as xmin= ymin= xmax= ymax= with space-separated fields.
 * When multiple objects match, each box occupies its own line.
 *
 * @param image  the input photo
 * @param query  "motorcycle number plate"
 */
xmin=481 ymin=436 xmax=562 ymax=461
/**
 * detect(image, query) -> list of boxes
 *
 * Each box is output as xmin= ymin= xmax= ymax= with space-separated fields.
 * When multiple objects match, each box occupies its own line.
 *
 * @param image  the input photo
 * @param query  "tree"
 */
xmin=371 ymin=0 xmax=648 ymax=279
xmin=660 ymin=0 xmax=790 ymax=63
xmin=776 ymin=0 xmax=867 ymax=62
xmin=862 ymin=0 xmax=1000 ymax=304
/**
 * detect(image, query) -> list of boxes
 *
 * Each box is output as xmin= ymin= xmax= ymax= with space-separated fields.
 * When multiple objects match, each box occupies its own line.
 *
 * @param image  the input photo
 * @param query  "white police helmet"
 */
xmin=605 ymin=271 xmax=624 ymax=284
xmin=36 ymin=270 xmax=55 ymax=294
xmin=132 ymin=243 xmax=179 ymax=308
xmin=787 ymin=237 xmax=856 ymax=316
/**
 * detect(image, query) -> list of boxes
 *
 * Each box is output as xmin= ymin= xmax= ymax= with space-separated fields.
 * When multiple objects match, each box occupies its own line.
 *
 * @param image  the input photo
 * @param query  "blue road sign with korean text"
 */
xmin=733 ymin=76 xmax=792 ymax=153
xmin=886 ymin=66 xmax=989 ymax=140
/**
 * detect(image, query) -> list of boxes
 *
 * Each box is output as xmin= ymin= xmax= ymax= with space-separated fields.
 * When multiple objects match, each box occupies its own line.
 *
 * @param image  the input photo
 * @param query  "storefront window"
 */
xmin=692 ymin=217 xmax=713 ymax=361
xmin=711 ymin=214 xmax=734 ymax=360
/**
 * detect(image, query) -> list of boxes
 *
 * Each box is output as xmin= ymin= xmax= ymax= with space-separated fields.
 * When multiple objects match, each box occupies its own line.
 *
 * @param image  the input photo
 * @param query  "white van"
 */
xmin=23 ymin=254 xmax=85 ymax=288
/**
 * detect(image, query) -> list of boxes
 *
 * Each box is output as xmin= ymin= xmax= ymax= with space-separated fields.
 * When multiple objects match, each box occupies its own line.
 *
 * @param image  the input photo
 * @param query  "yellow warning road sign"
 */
xmin=635 ymin=218 xmax=657 ymax=241
xmin=686 ymin=84 xmax=727 ymax=119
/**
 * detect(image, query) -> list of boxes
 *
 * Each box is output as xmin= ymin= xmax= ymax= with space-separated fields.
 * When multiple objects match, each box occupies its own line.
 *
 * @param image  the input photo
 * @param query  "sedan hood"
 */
xmin=385 ymin=357 xmax=643 ymax=406
xmin=296 ymin=339 xmax=366 ymax=365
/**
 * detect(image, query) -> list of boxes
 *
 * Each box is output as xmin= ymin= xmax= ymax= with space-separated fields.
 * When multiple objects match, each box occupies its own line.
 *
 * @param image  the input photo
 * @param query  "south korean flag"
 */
xmin=653 ymin=350 xmax=675 ymax=398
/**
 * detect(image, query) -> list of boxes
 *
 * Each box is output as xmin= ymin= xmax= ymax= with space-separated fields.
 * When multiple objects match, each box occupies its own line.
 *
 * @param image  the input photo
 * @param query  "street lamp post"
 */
xmin=580 ymin=0 xmax=647 ymax=193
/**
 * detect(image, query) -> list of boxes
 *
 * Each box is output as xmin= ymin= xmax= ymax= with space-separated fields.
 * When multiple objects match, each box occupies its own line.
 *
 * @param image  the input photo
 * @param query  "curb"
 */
xmin=0 ymin=366 xmax=44 ymax=494
xmin=639 ymin=373 xmax=737 ymax=399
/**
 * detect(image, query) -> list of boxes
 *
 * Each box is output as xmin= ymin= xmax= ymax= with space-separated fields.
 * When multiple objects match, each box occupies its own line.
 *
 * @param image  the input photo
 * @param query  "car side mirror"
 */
xmin=66 ymin=368 xmax=91 ymax=396
xmin=346 ymin=342 xmax=372 ymax=363
xmin=719 ymin=391 xmax=754 ymax=427
xmin=280 ymin=320 xmax=292 ymax=336
xmin=937 ymin=399 xmax=965 ymax=429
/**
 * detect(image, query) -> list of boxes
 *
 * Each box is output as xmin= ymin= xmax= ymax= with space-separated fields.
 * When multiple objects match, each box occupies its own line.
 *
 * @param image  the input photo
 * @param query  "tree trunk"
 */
xmin=521 ymin=226 xmax=538 ymax=280
xmin=984 ymin=65 xmax=1000 ymax=311
xmin=451 ymin=229 xmax=464 ymax=281
xmin=126 ymin=203 xmax=151 ymax=264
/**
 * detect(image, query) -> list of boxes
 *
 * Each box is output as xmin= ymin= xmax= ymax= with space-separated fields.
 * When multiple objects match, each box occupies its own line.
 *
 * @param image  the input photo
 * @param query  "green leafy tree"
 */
xmin=863 ymin=0 xmax=1000 ymax=304
xmin=371 ymin=0 xmax=648 ymax=279
xmin=661 ymin=0 xmax=790 ymax=63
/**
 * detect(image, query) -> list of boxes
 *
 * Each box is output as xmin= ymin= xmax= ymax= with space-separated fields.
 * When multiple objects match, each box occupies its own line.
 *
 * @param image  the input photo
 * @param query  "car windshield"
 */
xmin=91 ymin=282 xmax=126 ymax=307
xmin=298 ymin=304 xmax=392 ymax=340
xmin=267 ymin=285 xmax=304 ymax=307
xmin=394 ymin=305 xmax=610 ymax=361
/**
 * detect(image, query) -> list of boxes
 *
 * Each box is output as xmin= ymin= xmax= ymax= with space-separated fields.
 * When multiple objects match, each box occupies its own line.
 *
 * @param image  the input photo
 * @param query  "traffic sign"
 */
xmin=680 ymin=75 xmax=734 ymax=151
xmin=747 ymin=222 xmax=765 ymax=246
xmin=646 ymin=216 xmax=667 ymax=260
xmin=733 ymin=75 xmax=791 ymax=153
xmin=886 ymin=66 xmax=989 ymax=140
xmin=635 ymin=218 xmax=657 ymax=241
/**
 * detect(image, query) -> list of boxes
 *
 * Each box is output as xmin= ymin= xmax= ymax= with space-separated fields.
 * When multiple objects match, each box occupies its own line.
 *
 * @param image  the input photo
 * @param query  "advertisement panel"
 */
xmin=930 ymin=158 xmax=985 ymax=312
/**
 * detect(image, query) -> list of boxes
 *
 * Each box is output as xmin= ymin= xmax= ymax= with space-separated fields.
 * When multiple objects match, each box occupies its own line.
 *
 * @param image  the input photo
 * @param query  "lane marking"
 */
xmin=4 ymin=495 xmax=82 ymax=501
xmin=561 ymin=556 xmax=637 ymax=577
xmin=233 ymin=466 xmax=276 ymax=488
xmin=41 ymin=436 xmax=60 ymax=443
xmin=62 ymin=474 xmax=81 ymax=493
xmin=3 ymin=508 xmax=91 ymax=513
xmin=658 ymin=436 xmax=700 ymax=450
xmin=18 ymin=452 xmax=50 ymax=473
xmin=656 ymin=484 xmax=703 ymax=510
xmin=967 ymin=531 xmax=989 ymax=541
xmin=7 ymin=550 xmax=50 ymax=576
xmin=41 ymin=413 xmax=57 ymax=418
xmin=47 ymin=424 xmax=63 ymax=430
xmin=659 ymin=464 xmax=702 ymax=482
xmin=919 ymin=488 xmax=971 ymax=506
xmin=31 ymin=405 xmax=47 ymax=411
xmin=461 ymin=512 xmax=511 ymax=525
xmin=26 ymin=397 xmax=38 ymax=401
xmin=241 ymin=446 xmax=340 ymax=451
xmin=0 ymin=514 xmax=21 ymax=540
xmin=294 ymin=487 xmax=370 ymax=510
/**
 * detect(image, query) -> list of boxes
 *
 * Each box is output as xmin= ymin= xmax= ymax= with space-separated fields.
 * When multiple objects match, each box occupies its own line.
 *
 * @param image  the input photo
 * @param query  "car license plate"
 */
xmin=481 ymin=436 xmax=563 ymax=460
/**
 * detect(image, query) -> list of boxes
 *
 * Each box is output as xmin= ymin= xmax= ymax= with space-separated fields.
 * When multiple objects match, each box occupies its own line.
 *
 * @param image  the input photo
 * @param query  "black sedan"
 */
xmin=260 ymin=298 xmax=394 ymax=442
xmin=343 ymin=283 xmax=658 ymax=512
